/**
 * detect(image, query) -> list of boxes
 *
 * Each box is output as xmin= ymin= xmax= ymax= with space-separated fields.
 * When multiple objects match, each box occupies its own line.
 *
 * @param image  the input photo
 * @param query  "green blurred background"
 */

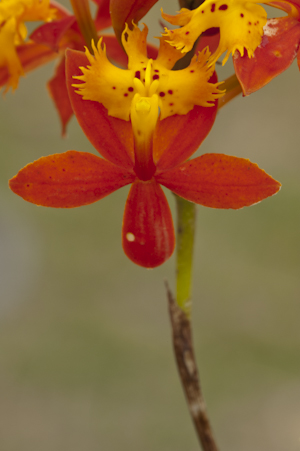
xmin=1 ymin=1 xmax=300 ymax=450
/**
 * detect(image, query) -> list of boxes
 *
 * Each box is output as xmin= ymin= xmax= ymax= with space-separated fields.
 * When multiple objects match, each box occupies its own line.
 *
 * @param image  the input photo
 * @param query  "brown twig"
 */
xmin=165 ymin=282 xmax=219 ymax=451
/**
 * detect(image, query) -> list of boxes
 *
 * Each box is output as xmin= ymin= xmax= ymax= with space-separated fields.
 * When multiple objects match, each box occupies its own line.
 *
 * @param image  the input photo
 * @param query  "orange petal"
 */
xmin=233 ymin=17 xmax=300 ymax=95
xmin=66 ymin=48 xmax=135 ymax=169
xmin=122 ymin=179 xmax=175 ymax=267
xmin=157 ymin=153 xmax=281 ymax=209
xmin=9 ymin=151 xmax=135 ymax=208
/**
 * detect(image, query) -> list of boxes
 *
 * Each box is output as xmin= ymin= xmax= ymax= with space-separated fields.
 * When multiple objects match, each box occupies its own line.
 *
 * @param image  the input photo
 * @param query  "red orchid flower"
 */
xmin=9 ymin=48 xmax=281 ymax=268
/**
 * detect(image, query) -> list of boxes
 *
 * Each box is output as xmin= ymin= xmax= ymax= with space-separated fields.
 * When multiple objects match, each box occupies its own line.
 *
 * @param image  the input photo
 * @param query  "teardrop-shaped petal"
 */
xmin=154 ymin=98 xmax=218 ymax=171
xmin=157 ymin=153 xmax=281 ymax=209
xmin=9 ymin=151 xmax=135 ymax=208
xmin=233 ymin=17 xmax=300 ymax=95
xmin=110 ymin=0 xmax=158 ymax=43
xmin=48 ymin=56 xmax=73 ymax=136
xmin=66 ymin=48 xmax=135 ymax=169
xmin=122 ymin=179 xmax=175 ymax=267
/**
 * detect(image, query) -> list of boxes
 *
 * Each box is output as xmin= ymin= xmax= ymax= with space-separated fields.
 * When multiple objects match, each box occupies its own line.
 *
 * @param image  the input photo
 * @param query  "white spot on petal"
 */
xmin=126 ymin=232 xmax=135 ymax=242
xmin=263 ymin=19 xmax=279 ymax=37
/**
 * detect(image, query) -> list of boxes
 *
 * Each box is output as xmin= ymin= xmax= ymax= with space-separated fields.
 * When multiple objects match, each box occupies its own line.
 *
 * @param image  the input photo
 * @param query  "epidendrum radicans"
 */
xmin=2 ymin=0 xmax=300 ymax=448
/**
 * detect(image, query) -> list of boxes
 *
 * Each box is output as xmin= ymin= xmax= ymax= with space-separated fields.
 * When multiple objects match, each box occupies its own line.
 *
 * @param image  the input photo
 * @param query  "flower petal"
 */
xmin=122 ymin=179 xmax=175 ymax=267
xmin=30 ymin=15 xmax=76 ymax=51
xmin=93 ymin=0 xmax=112 ymax=30
xmin=66 ymin=48 xmax=135 ymax=169
xmin=9 ymin=151 xmax=135 ymax=208
xmin=110 ymin=0 xmax=158 ymax=43
xmin=72 ymin=39 xmax=135 ymax=121
xmin=233 ymin=17 xmax=300 ymax=95
xmin=48 ymin=55 xmax=73 ymax=136
xmin=156 ymin=48 xmax=224 ymax=119
xmin=162 ymin=0 xmax=267 ymax=64
xmin=157 ymin=153 xmax=281 ymax=209
xmin=154 ymin=89 xmax=218 ymax=170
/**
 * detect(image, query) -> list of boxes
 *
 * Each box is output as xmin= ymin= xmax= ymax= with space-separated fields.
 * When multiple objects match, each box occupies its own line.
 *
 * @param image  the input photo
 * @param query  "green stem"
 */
xmin=70 ymin=0 xmax=98 ymax=52
xmin=175 ymin=195 xmax=196 ymax=316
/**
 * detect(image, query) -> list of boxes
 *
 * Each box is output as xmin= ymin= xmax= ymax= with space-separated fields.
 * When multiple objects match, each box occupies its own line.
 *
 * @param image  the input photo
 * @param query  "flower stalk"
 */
xmin=70 ymin=0 xmax=98 ymax=52
xmin=175 ymin=195 xmax=196 ymax=317
xmin=166 ymin=281 xmax=219 ymax=451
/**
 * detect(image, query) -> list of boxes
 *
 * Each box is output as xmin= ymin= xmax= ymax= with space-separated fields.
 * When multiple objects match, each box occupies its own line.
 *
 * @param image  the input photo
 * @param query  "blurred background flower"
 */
xmin=0 ymin=1 xmax=300 ymax=450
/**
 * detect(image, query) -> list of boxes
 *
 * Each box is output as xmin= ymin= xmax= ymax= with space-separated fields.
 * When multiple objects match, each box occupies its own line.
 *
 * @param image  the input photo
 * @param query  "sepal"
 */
xmin=9 ymin=151 xmax=135 ymax=208
xmin=157 ymin=153 xmax=281 ymax=209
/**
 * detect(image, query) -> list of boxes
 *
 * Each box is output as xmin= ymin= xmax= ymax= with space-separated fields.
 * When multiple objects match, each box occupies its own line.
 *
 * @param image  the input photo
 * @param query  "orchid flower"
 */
xmin=9 ymin=24 xmax=280 ymax=267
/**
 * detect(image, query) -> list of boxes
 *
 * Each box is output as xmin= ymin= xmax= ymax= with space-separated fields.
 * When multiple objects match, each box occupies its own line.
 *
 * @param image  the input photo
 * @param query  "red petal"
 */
xmin=234 ymin=17 xmax=300 ymax=95
xmin=9 ymin=151 xmax=135 ymax=208
xmin=102 ymin=34 xmax=128 ymax=67
xmin=122 ymin=179 xmax=175 ymax=267
xmin=30 ymin=16 xmax=76 ymax=51
xmin=110 ymin=0 xmax=158 ymax=43
xmin=93 ymin=0 xmax=112 ymax=30
xmin=154 ymin=99 xmax=218 ymax=171
xmin=66 ymin=49 xmax=135 ymax=170
xmin=197 ymin=30 xmax=220 ymax=54
xmin=157 ymin=154 xmax=281 ymax=209
xmin=48 ymin=56 xmax=73 ymax=136
xmin=102 ymin=35 xmax=158 ymax=66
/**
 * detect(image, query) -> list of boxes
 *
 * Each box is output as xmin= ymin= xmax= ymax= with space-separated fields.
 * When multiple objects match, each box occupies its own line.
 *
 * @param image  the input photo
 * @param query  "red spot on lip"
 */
xmin=240 ymin=13 xmax=244 ymax=17
xmin=185 ymin=31 xmax=190 ymax=35
xmin=168 ymin=90 xmax=173 ymax=94
xmin=190 ymin=70 xmax=195 ymax=73
xmin=211 ymin=3 xmax=216 ymax=12
xmin=112 ymin=86 xmax=116 ymax=89
xmin=153 ymin=75 xmax=159 ymax=80
xmin=169 ymin=103 xmax=173 ymax=106
xmin=248 ymin=21 xmax=252 ymax=25
xmin=154 ymin=69 xmax=159 ymax=73
xmin=135 ymin=71 xmax=140 ymax=79
xmin=159 ymin=92 xmax=165 ymax=97
xmin=124 ymin=93 xmax=128 ymax=97
xmin=128 ymin=87 xmax=134 ymax=92
xmin=201 ymin=10 xmax=204 ymax=13
xmin=219 ymin=4 xmax=228 ymax=10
